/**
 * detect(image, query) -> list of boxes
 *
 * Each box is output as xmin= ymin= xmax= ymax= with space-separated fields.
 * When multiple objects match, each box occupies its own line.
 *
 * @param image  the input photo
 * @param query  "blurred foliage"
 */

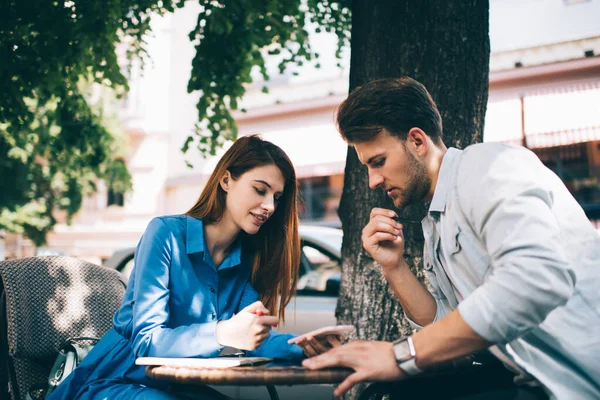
xmin=0 ymin=0 xmax=185 ymax=245
xmin=184 ymin=0 xmax=351 ymax=156
xmin=0 ymin=0 xmax=352 ymax=245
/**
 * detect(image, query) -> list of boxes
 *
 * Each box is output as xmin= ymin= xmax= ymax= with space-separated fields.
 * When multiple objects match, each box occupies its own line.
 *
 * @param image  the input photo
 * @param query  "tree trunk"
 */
xmin=336 ymin=0 xmax=489 ymax=397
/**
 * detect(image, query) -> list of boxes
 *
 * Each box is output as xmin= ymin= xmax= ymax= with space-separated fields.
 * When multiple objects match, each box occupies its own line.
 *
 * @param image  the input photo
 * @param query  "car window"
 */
xmin=302 ymin=245 xmax=340 ymax=271
xmin=297 ymin=242 xmax=341 ymax=296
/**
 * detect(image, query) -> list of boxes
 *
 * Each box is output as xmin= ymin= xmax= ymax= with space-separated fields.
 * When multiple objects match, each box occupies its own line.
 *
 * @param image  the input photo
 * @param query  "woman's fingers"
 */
xmin=256 ymin=331 xmax=270 ymax=346
xmin=326 ymin=335 xmax=343 ymax=348
xmin=298 ymin=339 xmax=319 ymax=357
xmin=255 ymin=325 xmax=271 ymax=336
xmin=308 ymin=336 xmax=331 ymax=354
xmin=244 ymin=301 xmax=269 ymax=315
xmin=257 ymin=315 xmax=279 ymax=328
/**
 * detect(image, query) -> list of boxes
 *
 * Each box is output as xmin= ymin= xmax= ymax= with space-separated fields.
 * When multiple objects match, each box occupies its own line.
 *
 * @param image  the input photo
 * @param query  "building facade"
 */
xmin=3 ymin=0 xmax=600 ymax=262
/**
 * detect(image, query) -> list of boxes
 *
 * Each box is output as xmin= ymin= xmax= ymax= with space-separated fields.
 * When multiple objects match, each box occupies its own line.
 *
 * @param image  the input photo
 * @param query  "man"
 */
xmin=303 ymin=77 xmax=600 ymax=399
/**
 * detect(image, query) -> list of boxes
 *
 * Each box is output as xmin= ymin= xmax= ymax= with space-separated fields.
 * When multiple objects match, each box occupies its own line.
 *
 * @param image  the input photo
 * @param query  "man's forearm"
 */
xmin=411 ymin=309 xmax=491 ymax=368
xmin=382 ymin=262 xmax=437 ymax=326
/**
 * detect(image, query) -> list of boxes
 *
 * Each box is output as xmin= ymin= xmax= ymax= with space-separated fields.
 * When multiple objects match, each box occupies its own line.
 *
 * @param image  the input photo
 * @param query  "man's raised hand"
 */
xmin=362 ymin=208 xmax=407 ymax=272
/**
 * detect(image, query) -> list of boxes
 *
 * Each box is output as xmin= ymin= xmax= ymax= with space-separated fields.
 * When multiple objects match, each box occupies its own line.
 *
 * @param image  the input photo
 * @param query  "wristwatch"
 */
xmin=392 ymin=336 xmax=423 ymax=375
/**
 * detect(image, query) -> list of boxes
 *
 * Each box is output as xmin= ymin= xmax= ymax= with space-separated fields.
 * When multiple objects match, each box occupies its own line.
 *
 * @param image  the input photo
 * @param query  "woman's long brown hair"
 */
xmin=186 ymin=135 xmax=300 ymax=322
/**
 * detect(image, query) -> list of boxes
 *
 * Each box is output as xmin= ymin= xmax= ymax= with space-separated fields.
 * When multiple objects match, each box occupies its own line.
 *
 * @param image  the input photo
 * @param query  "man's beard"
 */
xmin=394 ymin=151 xmax=431 ymax=210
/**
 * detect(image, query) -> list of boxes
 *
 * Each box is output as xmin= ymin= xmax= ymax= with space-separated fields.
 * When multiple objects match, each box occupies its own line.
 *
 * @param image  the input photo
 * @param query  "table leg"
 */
xmin=266 ymin=385 xmax=280 ymax=400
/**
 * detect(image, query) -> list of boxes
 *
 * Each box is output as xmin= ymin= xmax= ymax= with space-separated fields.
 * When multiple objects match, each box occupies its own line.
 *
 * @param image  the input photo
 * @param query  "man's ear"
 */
xmin=219 ymin=171 xmax=232 ymax=193
xmin=407 ymin=128 xmax=428 ymax=157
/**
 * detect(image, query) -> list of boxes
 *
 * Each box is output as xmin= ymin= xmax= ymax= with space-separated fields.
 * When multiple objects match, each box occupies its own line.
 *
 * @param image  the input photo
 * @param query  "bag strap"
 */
xmin=65 ymin=336 xmax=101 ymax=343
xmin=63 ymin=337 xmax=100 ymax=361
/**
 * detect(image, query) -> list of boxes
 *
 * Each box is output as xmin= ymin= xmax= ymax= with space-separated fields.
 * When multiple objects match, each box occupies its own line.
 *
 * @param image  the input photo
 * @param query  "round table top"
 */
xmin=146 ymin=365 xmax=353 ymax=386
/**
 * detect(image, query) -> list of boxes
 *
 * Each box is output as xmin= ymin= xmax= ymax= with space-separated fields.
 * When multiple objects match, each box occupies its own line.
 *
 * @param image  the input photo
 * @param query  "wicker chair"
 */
xmin=0 ymin=256 xmax=127 ymax=400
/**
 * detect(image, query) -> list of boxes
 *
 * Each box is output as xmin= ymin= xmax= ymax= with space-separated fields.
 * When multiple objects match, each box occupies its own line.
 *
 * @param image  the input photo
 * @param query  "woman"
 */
xmin=49 ymin=135 xmax=333 ymax=400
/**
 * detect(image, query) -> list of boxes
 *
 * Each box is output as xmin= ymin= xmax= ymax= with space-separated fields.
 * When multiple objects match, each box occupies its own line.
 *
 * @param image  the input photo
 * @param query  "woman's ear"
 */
xmin=219 ymin=171 xmax=232 ymax=193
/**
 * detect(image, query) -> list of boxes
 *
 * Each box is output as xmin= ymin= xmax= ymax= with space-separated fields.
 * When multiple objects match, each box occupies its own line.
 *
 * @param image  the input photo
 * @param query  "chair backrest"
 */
xmin=0 ymin=256 xmax=127 ymax=400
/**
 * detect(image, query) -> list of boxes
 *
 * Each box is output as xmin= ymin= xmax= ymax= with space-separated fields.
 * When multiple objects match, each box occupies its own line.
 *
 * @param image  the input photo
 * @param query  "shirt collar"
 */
xmin=186 ymin=215 xmax=206 ymax=254
xmin=185 ymin=215 xmax=242 ymax=270
xmin=428 ymin=147 xmax=462 ymax=214
xmin=218 ymin=244 xmax=242 ymax=270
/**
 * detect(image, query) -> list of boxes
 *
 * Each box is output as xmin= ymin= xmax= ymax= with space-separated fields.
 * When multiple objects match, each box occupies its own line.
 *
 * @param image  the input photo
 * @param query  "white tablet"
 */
xmin=288 ymin=325 xmax=356 ymax=344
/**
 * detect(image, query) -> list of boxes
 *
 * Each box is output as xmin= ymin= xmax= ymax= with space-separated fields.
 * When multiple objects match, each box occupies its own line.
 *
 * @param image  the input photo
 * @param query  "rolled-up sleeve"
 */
xmin=456 ymin=147 xmax=575 ymax=344
xmin=130 ymin=218 xmax=223 ymax=358
xmin=237 ymin=280 xmax=304 ymax=360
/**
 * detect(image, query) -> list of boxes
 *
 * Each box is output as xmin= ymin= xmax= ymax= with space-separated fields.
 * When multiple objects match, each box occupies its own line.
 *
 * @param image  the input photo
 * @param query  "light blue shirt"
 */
xmin=113 ymin=214 xmax=303 ymax=360
xmin=413 ymin=144 xmax=600 ymax=399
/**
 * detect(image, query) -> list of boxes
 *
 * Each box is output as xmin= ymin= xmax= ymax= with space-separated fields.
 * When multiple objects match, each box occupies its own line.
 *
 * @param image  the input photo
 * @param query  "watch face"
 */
xmin=393 ymin=339 xmax=413 ymax=362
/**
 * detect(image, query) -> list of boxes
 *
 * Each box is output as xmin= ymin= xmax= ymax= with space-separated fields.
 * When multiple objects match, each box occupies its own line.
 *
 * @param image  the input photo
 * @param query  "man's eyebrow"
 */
xmin=366 ymin=153 xmax=384 ymax=166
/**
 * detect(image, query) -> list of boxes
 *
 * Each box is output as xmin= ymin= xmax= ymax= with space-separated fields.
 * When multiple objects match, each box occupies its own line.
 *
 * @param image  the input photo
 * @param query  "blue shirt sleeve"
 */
xmin=237 ymin=280 xmax=304 ymax=360
xmin=129 ymin=218 xmax=224 ymax=358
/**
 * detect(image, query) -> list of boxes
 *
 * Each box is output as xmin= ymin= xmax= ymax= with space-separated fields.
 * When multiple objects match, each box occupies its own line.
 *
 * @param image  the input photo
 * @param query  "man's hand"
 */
xmin=302 ymin=340 xmax=405 ymax=397
xmin=291 ymin=334 xmax=342 ymax=357
xmin=215 ymin=301 xmax=278 ymax=350
xmin=362 ymin=208 xmax=406 ymax=271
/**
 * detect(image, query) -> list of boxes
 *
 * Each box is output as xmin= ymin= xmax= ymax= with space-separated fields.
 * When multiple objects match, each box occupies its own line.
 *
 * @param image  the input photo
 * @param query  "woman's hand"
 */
xmin=291 ymin=335 xmax=342 ymax=357
xmin=215 ymin=301 xmax=279 ymax=350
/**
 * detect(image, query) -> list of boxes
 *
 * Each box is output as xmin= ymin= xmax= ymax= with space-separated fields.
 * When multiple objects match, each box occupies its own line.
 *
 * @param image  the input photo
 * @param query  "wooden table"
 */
xmin=146 ymin=364 xmax=353 ymax=400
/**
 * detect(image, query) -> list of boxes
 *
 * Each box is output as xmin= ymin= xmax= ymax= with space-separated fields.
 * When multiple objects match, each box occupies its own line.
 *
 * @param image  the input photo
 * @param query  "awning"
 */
xmin=522 ymin=126 xmax=600 ymax=148
xmin=484 ymin=80 xmax=600 ymax=148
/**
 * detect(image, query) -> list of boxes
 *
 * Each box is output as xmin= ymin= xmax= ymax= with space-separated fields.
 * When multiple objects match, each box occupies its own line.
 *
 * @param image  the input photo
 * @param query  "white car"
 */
xmin=103 ymin=225 xmax=342 ymax=334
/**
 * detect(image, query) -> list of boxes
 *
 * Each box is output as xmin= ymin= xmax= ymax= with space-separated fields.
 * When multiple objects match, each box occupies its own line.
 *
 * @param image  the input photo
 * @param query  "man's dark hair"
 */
xmin=336 ymin=77 xmax=443 ymax=145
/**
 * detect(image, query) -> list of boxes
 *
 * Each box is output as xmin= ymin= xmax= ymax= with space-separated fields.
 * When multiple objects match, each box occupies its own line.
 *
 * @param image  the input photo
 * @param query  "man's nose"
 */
xmin=368 ymin=170 xmax=384 ymax=190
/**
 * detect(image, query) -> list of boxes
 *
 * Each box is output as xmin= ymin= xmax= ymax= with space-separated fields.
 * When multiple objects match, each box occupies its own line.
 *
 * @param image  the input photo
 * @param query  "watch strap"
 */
xmin=393 ymin=336 xmax=424 ymax=376
xmin=399 ymin=357 xmax=423 ymax=375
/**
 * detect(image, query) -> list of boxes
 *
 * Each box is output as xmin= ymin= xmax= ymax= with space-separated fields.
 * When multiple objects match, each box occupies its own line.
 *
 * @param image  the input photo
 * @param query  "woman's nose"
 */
xmin=262 ymin=197 xmax=275 ymax=213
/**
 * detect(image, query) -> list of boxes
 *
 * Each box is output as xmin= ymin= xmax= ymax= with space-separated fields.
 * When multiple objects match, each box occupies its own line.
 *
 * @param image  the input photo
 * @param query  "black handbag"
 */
xmin=26 ymin=337 xmax=99 ymax=400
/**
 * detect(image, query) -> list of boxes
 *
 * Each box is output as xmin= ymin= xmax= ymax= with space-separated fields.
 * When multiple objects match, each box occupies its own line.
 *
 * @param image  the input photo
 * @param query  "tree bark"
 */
xmin=336 ymin=1 xmax=489 ymax=397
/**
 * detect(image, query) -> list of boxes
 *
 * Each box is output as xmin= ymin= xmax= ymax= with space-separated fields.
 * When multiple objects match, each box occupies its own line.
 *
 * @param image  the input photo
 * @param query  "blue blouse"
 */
xmin=113 ymin=214 xmax=303 ymax=360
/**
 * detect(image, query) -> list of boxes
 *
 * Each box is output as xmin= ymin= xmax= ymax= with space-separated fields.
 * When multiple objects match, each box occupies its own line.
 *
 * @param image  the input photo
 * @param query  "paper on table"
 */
xmin=136 ymin=356 xmax=273 ymax=369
